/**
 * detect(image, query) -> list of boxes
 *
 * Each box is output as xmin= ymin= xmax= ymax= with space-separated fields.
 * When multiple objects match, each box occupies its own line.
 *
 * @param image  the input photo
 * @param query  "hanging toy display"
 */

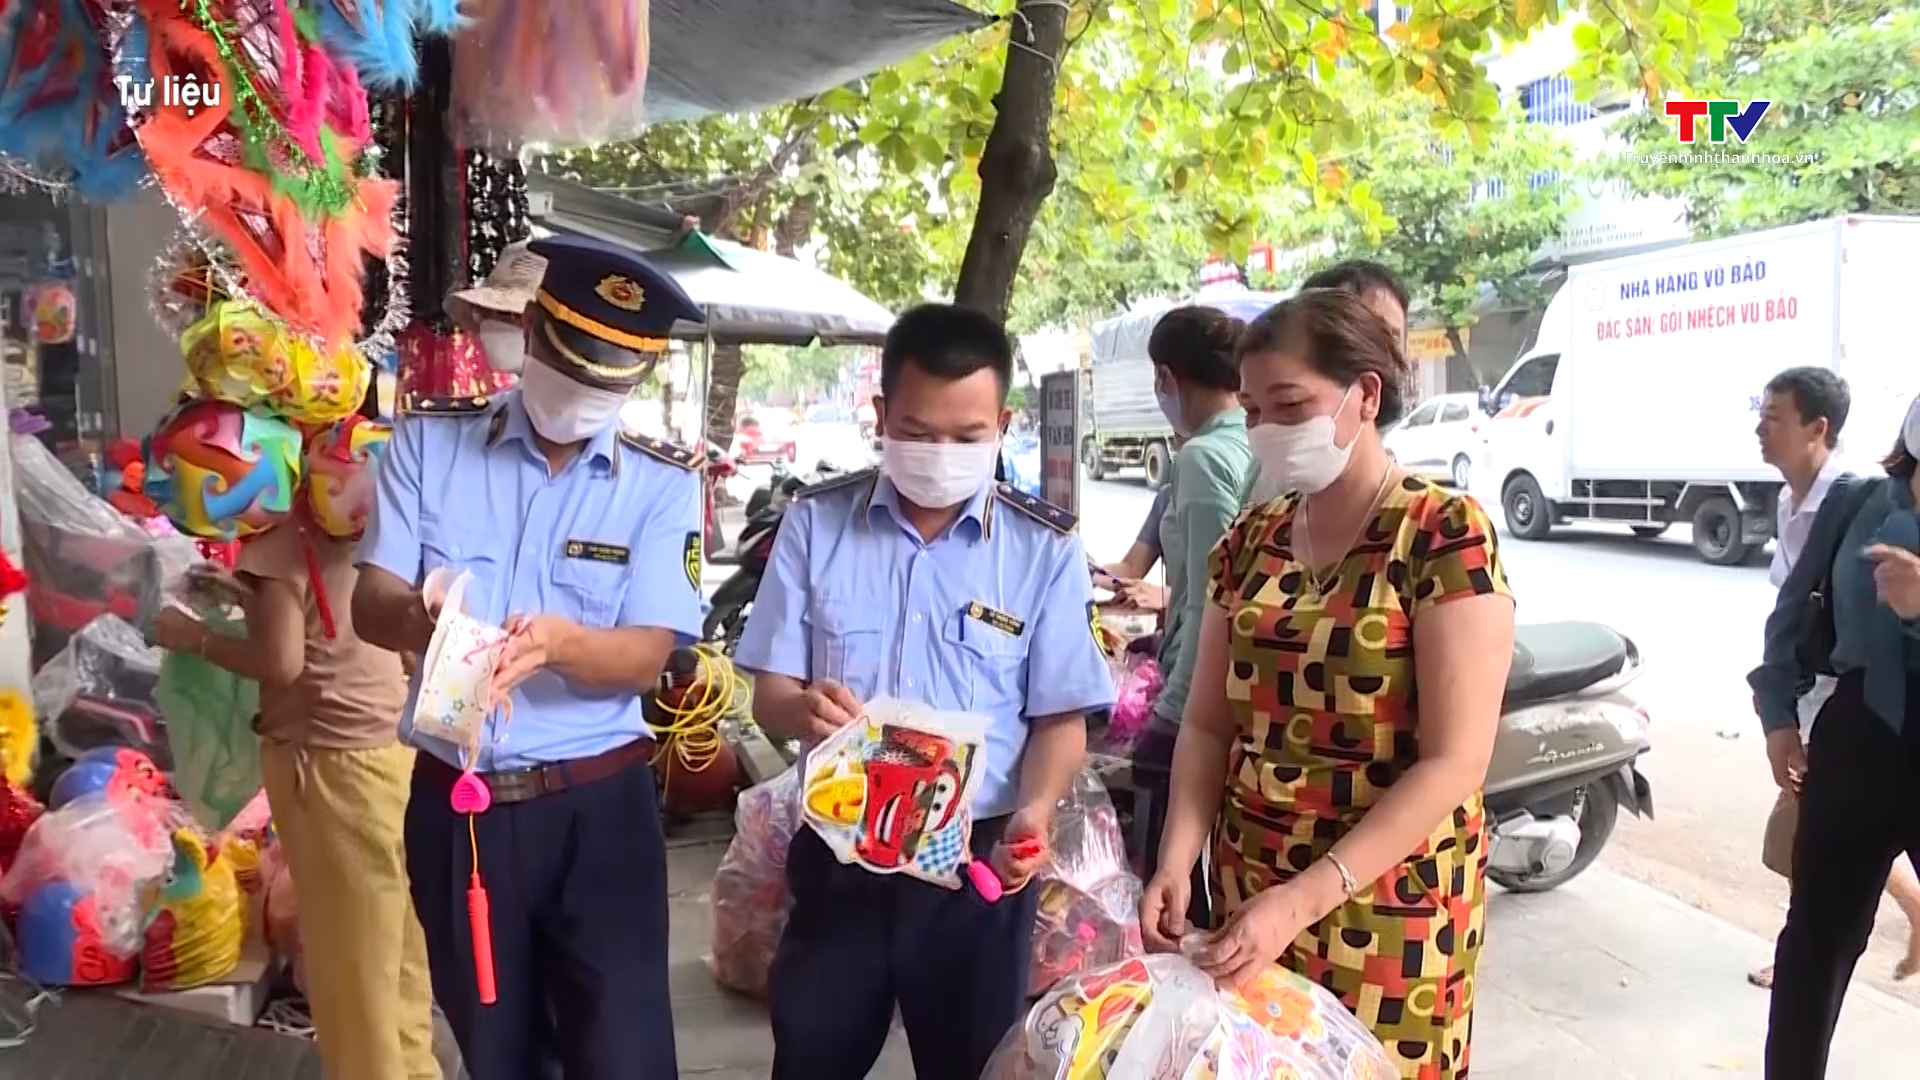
xmin=143 ymin=398 xmax=304 ymax=540
xmin=120 ymin=0 xmax=399 ymax=347
xmin=451 ymin=0 xmax=652 ymax=151
xmin=0 ymin=0 xmax=149 ymax=200
xmin=311 ymin=0 xmax=465 ymax=90
xmin=396 ymin=320 xmax=511 ymax=402
xmin=179 ymin=300 xmax=297 ymax=409
xmin=303 ymin=415 xmax=392 ymax=538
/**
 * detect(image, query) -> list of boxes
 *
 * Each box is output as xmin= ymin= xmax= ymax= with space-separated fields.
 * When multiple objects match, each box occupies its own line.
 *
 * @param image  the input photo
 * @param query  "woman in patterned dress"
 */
xmin=1139 ymin=289 xmax=1516 ymax=1080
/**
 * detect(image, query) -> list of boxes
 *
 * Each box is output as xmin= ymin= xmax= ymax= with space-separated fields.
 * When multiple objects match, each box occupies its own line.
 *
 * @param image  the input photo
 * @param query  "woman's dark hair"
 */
xmin=1236 ymin=288 xmax=1412 ymax=424
xmin=1886 ymin=441 xmax=1917 ymax=478
xmin=1147 ymin=306 xmax=1243 ymax=393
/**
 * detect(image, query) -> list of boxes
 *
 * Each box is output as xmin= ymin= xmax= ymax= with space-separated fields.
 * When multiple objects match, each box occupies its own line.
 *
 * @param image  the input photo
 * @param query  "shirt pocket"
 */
xmin=805 ymin=597 xmax=883 ymax=701
xmin=938 ymin=609 xmax=1027 ymax=713
xmin=420 ymin=514 xmax=500 ymax=602
xmin=551 ymin=556 xmax=625 ymax=627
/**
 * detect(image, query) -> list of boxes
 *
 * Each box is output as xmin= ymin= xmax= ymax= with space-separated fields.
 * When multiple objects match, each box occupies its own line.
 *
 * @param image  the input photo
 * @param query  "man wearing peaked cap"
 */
xmin=353 ymin=236 xmax=706 ymax=1079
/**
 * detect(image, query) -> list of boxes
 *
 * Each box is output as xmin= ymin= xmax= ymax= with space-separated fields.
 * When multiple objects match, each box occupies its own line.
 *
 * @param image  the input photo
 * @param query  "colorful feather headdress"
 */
xmin=0 ymin=0 xmax=148 ymax=200
xmin=311 ymin=0 xmax=465 ymax=90
xmin=127 ymin=0 xmax=395 ymax=347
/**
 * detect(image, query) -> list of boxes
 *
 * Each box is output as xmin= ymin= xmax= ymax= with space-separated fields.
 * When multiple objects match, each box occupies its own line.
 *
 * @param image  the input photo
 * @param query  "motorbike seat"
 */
xmin=1505 ymin=621 xmax=1637 ymax=709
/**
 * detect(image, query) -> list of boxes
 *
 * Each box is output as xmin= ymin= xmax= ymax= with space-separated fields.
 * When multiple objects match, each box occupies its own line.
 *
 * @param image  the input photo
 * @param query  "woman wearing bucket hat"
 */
xmin=445 ymin=241 xmax=548 ymax=375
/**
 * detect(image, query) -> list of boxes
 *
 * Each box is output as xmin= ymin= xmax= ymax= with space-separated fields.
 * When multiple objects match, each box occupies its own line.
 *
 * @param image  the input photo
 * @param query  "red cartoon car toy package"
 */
xmin=797 ymin=698 xmax=989 ymax=890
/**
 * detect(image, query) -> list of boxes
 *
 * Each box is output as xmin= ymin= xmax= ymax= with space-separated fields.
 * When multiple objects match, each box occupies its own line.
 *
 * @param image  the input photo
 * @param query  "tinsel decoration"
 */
xmin=0 ymin=157 xmax=72 ymax=198
xmin=147 ymin=228 xmax=238 ymax=340
xmin=354 ymin=93 xmax=411 ymax=365
xmin=464 ymin=150 xmax=531 ymax=285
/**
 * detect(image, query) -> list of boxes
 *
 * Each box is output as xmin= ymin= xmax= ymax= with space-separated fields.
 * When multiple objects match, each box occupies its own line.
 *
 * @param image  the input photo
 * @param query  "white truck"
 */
xmin=1085 ymin=291 xmax=1286 ymax=488
xmin=1472 ymin=215 xmax=1916 ymax=566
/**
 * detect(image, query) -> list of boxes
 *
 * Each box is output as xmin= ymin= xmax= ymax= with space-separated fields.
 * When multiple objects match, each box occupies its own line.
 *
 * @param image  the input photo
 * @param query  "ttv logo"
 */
xmin=1664 ymin=100 xmax=1771 ymax=144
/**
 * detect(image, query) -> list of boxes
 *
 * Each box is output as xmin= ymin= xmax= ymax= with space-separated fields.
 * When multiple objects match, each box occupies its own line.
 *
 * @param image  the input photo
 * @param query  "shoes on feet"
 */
xmin=1748 ymin=964 xmax=1775 ymax=990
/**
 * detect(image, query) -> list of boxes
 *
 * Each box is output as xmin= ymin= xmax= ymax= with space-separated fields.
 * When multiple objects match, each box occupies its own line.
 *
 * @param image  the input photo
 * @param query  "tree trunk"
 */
xmin=952 ymin=0 xmax=1070 ymax=324
xmin=1444 ymin=326 xmax=1476 ymax=392
xmin=706 ymin=342 xmax=747 ymax=457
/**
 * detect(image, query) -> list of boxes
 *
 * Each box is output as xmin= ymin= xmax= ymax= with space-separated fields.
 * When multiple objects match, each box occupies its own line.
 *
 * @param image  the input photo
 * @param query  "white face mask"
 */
xmin=881 ymin=437 xmax=1000 ymax=509
xmin=1247 ymin=387 xmax=1358 ymax=497
xmin=518 ymin=360 xmax=627 ymax=444
xmin=1904 ymin=394 xmax=1920 ymax=459
xmin=476 ymin=318 xmax=526 ymax=373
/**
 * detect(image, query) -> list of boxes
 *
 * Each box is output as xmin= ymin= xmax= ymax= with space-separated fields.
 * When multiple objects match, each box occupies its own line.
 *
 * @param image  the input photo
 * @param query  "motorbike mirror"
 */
xmin=1478 ymin=385 xmax=1498 ymax=416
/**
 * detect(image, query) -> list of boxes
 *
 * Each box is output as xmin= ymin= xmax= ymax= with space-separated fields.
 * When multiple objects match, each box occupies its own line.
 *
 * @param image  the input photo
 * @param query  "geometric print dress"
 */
xmin=1204 ymin=475 xmax=1512 ymax=1080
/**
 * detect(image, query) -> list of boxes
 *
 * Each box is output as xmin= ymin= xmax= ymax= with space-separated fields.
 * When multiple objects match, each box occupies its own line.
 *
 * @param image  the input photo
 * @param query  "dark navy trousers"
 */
xmin=769 ymin=815 xmax=1040 ymax=1080
xmin=406 ymin=756 xmax=676 ymax=1080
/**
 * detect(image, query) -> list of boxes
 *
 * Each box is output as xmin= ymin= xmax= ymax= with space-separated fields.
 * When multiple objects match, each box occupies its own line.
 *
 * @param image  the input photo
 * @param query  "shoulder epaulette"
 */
xmin=617 ymin=429 xmax=700 ymax=470
xmin=796 ymin=468 xmax=876 ymax=499
xmin=402 ymin=394 xmax=492 ymax=416
xmin=994 ymin=484 xmax=1076 ymax=535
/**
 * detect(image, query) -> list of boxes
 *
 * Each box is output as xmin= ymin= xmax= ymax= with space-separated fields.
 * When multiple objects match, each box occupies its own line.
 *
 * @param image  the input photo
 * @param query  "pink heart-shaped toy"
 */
xmin=449 ymin=771 xmax=492 ymax=815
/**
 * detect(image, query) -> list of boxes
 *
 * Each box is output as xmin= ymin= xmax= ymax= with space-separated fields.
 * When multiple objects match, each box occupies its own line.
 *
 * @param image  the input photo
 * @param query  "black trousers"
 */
xmin=1767 ymin=671 xmax=1920 ymax=1079
xmin=406 ymin=756 xmax=677 ymax=1080
xmin=1131 ymin=722 xmax=1213 ymax=931
xmin=768 ymin=815 xmax=1039 ymax=1080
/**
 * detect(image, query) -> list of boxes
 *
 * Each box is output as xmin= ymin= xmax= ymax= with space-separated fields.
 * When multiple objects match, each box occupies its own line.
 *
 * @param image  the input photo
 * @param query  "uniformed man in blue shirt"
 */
xmin=353 ymin=236 xmax=706 ymax=1079
xmin=734 ymin=303 xmax=1117 ymax=1080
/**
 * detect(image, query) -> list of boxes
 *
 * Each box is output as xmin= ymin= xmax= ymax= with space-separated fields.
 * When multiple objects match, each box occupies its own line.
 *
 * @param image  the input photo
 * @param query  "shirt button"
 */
xmin=911 ymin=613 xmax=922 ymax=624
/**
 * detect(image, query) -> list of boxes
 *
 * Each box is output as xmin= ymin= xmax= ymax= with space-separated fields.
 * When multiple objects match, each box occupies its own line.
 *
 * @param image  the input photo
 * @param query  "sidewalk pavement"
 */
xmin=666 ymin=842 xmax=1915 ymax=1079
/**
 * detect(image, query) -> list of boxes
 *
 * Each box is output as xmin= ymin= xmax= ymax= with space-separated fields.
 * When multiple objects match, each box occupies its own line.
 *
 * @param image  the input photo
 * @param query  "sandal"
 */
xmin=1748 ymin=964 xmax=1775 ymax=989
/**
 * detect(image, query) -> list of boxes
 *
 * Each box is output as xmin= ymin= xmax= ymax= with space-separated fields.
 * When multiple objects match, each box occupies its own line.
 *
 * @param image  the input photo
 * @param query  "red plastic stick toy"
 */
xmin=468 ymin=871 xmax=497 ymax=1005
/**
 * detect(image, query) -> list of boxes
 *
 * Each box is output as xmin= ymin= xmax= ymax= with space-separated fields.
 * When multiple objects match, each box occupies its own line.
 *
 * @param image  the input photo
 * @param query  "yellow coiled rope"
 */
xmin=651 ymin=644 xmax=749 ymax=802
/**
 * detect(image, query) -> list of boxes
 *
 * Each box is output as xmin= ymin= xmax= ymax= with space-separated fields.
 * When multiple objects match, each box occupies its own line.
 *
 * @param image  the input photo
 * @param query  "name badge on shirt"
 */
xmin=564 ymin=540 xmax=630 ymax=565
xmin=964 ymin=601 xmax=1026 ymax=638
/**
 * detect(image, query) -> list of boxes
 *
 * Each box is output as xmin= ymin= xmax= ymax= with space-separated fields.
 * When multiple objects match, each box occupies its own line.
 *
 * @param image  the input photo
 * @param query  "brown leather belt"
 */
xmin=418 ymin=739 xmax=655 ymax=805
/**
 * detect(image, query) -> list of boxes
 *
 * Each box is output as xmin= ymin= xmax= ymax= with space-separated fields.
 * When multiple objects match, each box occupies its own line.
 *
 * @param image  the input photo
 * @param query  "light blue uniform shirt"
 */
xmin=358 ymin=392 xmax=707 ymax=771
xmin=733 ymin=472 xmax=1117 ymax=819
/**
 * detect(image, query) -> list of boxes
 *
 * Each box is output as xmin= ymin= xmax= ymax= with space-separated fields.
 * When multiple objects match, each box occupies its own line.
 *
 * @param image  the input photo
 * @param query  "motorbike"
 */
xmin=706 ymin=459 xmax=846 ymax=652
xmin=1483 ymin=620 xmax=1653 ymax=892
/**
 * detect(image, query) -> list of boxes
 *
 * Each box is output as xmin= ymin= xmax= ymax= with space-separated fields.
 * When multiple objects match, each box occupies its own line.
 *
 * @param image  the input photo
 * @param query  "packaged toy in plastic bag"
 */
xmin=259 ymin=838 xmax=305 ymax=993
xmin=1107 ymin=654 xmax=1162 ymax=753
xmin=987 ymin=950 xmax=1397 ymax=1080
xmin=453 ymin=0 xmax=650 ymax=149
xmin=140 ymin=827 xmax=245 ymax=992
xmin=1030 ymin=772 xmax=1143 ymax=995
xmin=0 ymin=794 xmax=185 ymax=987
xmin=157 ymin=602 xmax=262 ymax=830
xmin=708 ymin=765 xmax=802 ymax=998
xmin=29 ymin=616 xmax=169 ymax=768
xmin=800 ymin=698 xmax=987 ymax=889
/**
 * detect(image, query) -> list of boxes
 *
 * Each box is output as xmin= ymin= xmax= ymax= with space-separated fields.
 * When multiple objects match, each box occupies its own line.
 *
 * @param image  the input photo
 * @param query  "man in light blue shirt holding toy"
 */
xmin=734 ymin=303 xmax=1116 ymax=1080
xmin=354 ymin=236 xmax=706 ymax=1079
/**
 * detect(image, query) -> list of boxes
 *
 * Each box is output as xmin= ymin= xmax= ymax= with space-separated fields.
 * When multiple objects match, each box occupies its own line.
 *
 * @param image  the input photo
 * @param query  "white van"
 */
xmin=1471 ymin=215 xmax=1916 ymax=565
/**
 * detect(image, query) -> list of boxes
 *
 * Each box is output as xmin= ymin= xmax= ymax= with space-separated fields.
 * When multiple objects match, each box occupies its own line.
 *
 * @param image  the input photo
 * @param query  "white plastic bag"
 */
xmin=707 ymin=766 xmax=802 ymax=997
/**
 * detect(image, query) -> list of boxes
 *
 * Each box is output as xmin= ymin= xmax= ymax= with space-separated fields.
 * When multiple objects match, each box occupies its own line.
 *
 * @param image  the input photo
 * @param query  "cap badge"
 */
xmin=595 ymin=275 xmax=646 ymax=312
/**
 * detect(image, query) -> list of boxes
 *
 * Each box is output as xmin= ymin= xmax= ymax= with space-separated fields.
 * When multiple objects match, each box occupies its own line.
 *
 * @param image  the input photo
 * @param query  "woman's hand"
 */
xmin=1139 ymin=870 xmax=1193 ymax=953
xmin=152 ymin=606 xmax=207 ymax=654
xmin=1867 ymin=544 xmax=1920 ymax=619
xmin=1192 ymin=878 xmax=1316 ymax=989
xmin=1118 ymin=579 xmax=1168 ymax=613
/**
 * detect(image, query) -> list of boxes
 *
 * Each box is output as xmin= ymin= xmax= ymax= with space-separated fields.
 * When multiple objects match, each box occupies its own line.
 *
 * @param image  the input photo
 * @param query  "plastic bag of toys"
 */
xmin=800 ymin=698 xmax=989 ymax=889
xmin=987 ymin=948 xmax=1398 ymax=1080
xmin=1107 ymin=653 xmax=1163 ymax=754
xmin=1030 ymin=772 xmax=1143 ymax=996
xmin=140 ymin=827 xmax=245 ymax=992
xmin=157 ymin=601 xmax=261 ymax=831
xmin=0 ymin=793 xmax=185 ymax=988
xmin=453 ymin=0 xmax=650 ymax=150
xmin=708 ymin=765 xmax=802 ymax=998
xmin=30 ymin=616 xmax=171 ymax=768
xmin=13 ymin=434 xmax=197 ymax=643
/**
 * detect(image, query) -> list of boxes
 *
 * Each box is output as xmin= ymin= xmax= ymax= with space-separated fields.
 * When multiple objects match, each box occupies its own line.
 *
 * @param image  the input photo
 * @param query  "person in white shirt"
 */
xmin=1750 ymin=365 xmax=1920 ymax=988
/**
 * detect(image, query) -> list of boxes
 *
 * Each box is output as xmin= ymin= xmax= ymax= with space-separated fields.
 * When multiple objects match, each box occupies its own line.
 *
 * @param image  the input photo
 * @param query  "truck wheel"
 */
xmin=1081 ymin=436 xmax=1105 ymax=481
xmin=1502 ymin=475 xmax=1553 ymax=540
xmin=1690 ymin=496 xmax=1750 ymax=566
xmin=1143 ymin=440 xmax=1171 ymax=491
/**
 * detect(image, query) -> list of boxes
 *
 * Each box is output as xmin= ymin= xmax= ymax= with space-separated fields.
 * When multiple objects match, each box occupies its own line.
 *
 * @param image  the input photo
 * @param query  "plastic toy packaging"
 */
xmin=157 ymin=602 xmax=262 ymax=830
xmin=140 ymin=827 xmax=245 ymax=992
xmin=800 ymin=698 xmax=988 ymax=889
xmin=453 ymin=0 xmax=651 ymax=150
xmin=987 ymin=948 xmax=1398 ymax=1080
xmin=0 ymin=794 xmax=186 ymax=988
xmin=1106 ymin=654 xmax=1163 ymax=753
xmin=13 ymin=432 xmax=199 ymax=641
xmin=708 ymin=765 xmax=802 ymax=998
xmin=1030 ymin=772 xmax=1142 ymax=996
xmin=30 ymin=616 xmax=171 ymax=769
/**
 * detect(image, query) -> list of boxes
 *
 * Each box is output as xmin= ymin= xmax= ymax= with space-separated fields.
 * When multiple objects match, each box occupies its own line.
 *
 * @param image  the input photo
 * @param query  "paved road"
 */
xmin=1072 ymin=472 xmax=1920 ymax=1007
